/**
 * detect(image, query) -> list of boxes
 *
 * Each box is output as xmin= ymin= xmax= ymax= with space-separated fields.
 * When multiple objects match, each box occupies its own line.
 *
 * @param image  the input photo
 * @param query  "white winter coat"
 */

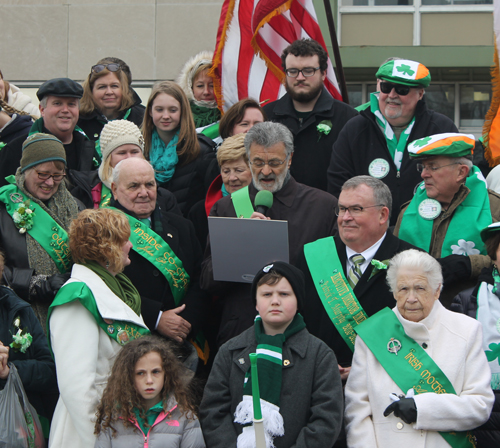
xmin=7 ymin=84 xmax=40 ymax=118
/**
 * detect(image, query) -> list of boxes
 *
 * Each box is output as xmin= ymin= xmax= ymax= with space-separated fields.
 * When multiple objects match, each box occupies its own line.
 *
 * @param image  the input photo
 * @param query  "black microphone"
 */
xmin=255 ymin=190 xmax=273 ymax=216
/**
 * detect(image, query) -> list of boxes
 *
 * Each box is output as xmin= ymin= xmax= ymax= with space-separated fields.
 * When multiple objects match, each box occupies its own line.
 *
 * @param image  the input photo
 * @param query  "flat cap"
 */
xmin=376 ymin=59 xmax=431 ymax=88
xmin=37 ymin=78 xmax=83 ymax=100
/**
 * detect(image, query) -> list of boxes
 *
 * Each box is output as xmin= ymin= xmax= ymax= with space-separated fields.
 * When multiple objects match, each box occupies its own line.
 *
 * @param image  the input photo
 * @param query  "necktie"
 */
xmin=348 ymin=254 xmax=365 ymax=289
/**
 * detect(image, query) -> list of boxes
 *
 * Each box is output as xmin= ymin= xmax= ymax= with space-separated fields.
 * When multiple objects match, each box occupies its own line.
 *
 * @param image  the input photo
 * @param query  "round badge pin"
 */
xmin=418 ymin=199 xmax=441 ymax=220
xmin=368 ymin=158 xmax=390 ymax=179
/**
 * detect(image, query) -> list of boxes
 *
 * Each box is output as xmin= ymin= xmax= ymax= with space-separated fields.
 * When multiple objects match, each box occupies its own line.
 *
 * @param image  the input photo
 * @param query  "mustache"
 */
xmin=385 ymin=98 xmax=402 ymax=106
xmin=258 ymin=173 xmax=276 ymax=181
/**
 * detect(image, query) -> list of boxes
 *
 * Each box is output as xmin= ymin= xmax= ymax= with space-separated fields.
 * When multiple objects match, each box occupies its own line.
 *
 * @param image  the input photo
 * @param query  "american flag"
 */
xmin=210 ymin=0 xmax=343 ymax=112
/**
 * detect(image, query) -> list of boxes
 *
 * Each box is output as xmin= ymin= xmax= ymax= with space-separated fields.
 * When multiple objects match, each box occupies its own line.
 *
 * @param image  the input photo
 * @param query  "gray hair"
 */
xmin=244 ymin=122 xmax=294 ymax=159
xmin=386 ymin=249 xmax=443 ymax=293
xmin=112 ymin=158 xmax=154 ymax=185
xmin=341 ymin=175 xmax=393 ymax=220
xmin=39 ymin=96 xmax=80 ymax=109
xmin=456 ymin=156 xmax=473 ymax=170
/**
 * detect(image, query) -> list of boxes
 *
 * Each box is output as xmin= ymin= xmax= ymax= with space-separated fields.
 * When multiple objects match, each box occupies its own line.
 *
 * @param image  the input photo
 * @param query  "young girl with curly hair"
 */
xmin=94 ymin=336 xmax=205 ymax=447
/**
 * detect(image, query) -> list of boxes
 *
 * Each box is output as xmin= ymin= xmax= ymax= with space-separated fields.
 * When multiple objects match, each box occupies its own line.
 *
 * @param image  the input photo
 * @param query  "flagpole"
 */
xmin=322 ymin=0 xmax=349 ymax=104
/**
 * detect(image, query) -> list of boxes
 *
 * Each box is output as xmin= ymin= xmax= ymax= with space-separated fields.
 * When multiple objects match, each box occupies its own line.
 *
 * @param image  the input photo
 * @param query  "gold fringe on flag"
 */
xmin=483 ymin=40 xmax=500 ymax=167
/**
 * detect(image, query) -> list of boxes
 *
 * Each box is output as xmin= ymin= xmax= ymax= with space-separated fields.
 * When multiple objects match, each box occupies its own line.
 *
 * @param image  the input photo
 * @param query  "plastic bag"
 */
xmin=0 ymin=363 xmax=45 ymax=448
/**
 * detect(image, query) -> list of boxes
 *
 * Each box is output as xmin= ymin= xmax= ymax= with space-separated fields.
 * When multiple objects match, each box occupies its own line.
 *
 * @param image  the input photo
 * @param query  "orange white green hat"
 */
xmin=376 ymin=59 xmax=431 ymax=88
xmin=408 ymin=133 xmax=476 ymax=159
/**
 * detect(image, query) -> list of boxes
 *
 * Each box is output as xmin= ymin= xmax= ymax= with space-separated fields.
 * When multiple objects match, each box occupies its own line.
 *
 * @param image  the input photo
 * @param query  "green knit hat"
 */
xmin=376 ymin=59 xmax=431 ymax=88
xmin=480 ymin=222 xmax=500 ymax=243
xmin=21 ymin=133 xmax=67 ymax=173
xmin=408 ymin=133 xmax=476 ymax=159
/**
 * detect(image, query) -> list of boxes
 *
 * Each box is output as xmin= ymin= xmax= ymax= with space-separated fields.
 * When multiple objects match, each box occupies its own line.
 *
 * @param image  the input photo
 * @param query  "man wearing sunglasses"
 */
xmin=327 ymin=59 xmax=458 ymax=226
xmin=394 ymin=133 xmax=500 ymax=306
xmin=263 ymin=38 xmax=357 ymax=192
xmin=0 ymin=78 xmax=97 ymax=187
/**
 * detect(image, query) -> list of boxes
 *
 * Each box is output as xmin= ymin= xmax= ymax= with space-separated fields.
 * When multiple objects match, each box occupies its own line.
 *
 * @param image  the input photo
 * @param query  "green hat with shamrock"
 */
xmin=480 ymin=222 xmax=500 ymax=243
xmin=376 ymin=59 xmax=431 ymax=88
xmin=408 ymin=133 xmax=475 ymax=159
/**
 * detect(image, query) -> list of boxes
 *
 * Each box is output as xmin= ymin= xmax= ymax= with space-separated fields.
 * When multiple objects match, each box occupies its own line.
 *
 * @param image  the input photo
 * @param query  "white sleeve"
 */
xmin=50 ymin=301 xmax=101 ymax=446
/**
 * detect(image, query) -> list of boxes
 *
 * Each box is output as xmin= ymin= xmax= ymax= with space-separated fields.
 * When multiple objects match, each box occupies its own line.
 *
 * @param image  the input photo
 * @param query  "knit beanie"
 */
xmin=251 ymin=261 xmax=305 ymax=313
xmin=20 ymin=133 xmax=66 ymax=173
xmin=98 ymin=120 xmax=144 ymax=180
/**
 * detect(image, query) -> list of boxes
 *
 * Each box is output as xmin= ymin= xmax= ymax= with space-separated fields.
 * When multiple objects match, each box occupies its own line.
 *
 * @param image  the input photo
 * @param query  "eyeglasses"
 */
xmin=249 ymin=158 xmax=287 ymax=168
xmin=285 ymin=67 xmax=321 ymax=78
xmin=35 ymin=171 xmax=66 ymax=182
xmin=91 ymin=63 xmax=122 ymax=74
xmin=416 ymin=162 xmax=460 ymax=173
xmin=335 ymin=204 xmax=384 ymax=217
xmin=380 ymin=81 xmax=411 ymax=96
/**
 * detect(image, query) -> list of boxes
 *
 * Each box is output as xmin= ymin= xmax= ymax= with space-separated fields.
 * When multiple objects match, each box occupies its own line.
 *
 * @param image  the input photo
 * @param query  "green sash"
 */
xmin=304 ymin=237 xmax=368 ymax=352
xmin=47 ymin=281 xmax=150 ymax=351
xmin=99 ymin=184 xmax=112 ymax=208
xmin=398 ymin=166 xmax=491 ymax=257
xmin=231 ymin=185 xmax=254 ymax=218
xmin=0 ymin=182 xmax=71 ymax=273
xmin=109 ymin=208 xmax=190 ymax=305
xmin=356 ymin=307 xmax=475 ymax=448
xmin=370 ymin=93 xmax=415 ymax=174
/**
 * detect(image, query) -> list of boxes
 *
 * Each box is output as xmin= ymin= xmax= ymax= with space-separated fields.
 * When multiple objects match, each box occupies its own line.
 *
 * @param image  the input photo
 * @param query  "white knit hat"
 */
xmin=98 ymin=120 xmax=145 ymax=181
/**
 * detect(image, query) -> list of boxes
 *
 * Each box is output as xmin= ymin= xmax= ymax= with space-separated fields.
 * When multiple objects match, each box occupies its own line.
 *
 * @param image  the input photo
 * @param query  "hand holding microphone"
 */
xmin=251 ymin=190 xmax=273 ymax=220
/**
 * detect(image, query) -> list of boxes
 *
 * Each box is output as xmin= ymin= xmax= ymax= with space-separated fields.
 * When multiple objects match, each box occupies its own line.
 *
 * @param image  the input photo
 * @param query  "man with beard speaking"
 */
xmin=263 ymin=39 xmax=357 ymax=192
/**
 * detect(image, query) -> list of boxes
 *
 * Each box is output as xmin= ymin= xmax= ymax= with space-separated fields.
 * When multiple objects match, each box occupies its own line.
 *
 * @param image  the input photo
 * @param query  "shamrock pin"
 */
xmin=413 ymin=137 xmax=432 ymax=148
xmin=397 ymin=64 xmax=415 ymax=76
xmin=485 ymin=342 xmax=500 ymax=365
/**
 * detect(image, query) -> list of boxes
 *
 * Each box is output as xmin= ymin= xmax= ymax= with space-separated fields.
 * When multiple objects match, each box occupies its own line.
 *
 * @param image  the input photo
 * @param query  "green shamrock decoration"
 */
xmin=413 ymin=137 xmax=432 ymax=148
xmin=368 ymin=259 xmax=390 ymax=280
xmin=485 ymin=342 xmax=500 ymax=365
xmin=396 ymin=64 xmax=415 ymax=76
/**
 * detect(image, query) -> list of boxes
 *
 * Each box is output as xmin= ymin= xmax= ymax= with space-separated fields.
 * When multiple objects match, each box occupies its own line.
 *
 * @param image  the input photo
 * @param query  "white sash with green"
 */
xmin=0 ymin=182 xmax=71 ymax=273
xmin=356 ymin=307 xmax=476 ymax=448
xmin=47 ymin=281 xmax=150 ymax=351
xmin=230 ymin=186 xmax=254 ymax=218
xmin=370 ymin=93 xmax=415 ymax=174
xmin=398 ymin=166 xmax=491 ymax=257
xmin=109 ymin=207 xmax=190 ymax=305
xmin=304 ymin=237 xmax=368 ymax=352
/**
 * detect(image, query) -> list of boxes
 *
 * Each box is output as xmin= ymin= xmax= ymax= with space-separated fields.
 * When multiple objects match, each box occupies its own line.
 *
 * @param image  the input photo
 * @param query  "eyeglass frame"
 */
xmin=91 ymin=63 xmax=122 ymax=74
xmin=285 ymin=67 xmax=321 ymax=78
xmin=416 ymin=162 xmax=460 ymax=173
xmin=335 ymin=204 xmax=385 ymax=217
xmin=34 ymin=170 xmax=66 ymax=182
xmin=379 ymin=81 xmax=411 ymax=96
xmin=249 ymin=157 xmax=288 ymax=169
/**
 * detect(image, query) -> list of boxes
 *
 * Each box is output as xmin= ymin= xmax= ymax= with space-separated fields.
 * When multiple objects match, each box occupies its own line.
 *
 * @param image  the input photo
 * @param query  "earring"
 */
xmin=105 ymin=261 xmax=110 ymax=269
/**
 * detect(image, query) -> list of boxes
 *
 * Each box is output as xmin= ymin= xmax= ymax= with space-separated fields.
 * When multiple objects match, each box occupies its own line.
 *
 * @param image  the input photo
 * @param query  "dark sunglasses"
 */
xmin=380 ymin=81 xmax=411 ymax=96
xmin=91 ymin=63 xmax=122 ymax=74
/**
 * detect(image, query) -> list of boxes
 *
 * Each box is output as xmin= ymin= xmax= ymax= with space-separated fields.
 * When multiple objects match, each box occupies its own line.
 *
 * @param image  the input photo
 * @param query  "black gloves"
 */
xmin=35 ymin=273 xmax=71 ymax=302
xmin=383 ymin=397 xmax=417 ymax=424
xmin=438 ymin=255 xmax=472 ymax=287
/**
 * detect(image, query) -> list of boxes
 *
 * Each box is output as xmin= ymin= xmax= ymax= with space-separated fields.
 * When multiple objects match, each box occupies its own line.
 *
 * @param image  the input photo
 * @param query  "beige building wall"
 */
xmin=0 ymin=0 xmax=224 ymax=83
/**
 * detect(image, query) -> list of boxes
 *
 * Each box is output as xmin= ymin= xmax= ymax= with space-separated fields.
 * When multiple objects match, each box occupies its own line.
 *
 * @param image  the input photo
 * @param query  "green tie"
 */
xmin=348 ymin=254 xmax=365 ymax=289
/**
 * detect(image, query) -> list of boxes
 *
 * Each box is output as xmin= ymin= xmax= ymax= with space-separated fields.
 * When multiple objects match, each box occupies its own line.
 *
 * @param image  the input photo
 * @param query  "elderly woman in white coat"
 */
xmin=345 ymin=249 xmax=494 ymax=448
xmin=48 ymin=209 xmax=150 ymax=448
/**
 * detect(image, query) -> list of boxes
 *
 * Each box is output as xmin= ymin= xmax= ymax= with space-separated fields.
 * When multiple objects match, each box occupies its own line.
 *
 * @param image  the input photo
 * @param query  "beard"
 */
xmin=285 ymin=79 xmax=323 ymax=103
xmin=252 ymin=169 xmax=290 ymax=193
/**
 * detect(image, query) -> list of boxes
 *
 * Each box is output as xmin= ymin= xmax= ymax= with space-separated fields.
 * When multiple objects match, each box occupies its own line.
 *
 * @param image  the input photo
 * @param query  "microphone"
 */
xmin=254 ymin=190 xmax=273 ymax=216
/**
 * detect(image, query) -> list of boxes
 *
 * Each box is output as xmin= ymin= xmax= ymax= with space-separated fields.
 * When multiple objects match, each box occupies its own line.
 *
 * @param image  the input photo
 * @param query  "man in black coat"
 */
xmin=263 ymin=39 xmax=357 ymax=191
xmin=327 ymin=59 xmax=458 ymax=225
xmin=110 ymin=158 xmax=208 ymax=351
xmin=0 ymin=78 xmax=97 ymax=187
xmin=298 ymin=176 xmax=417 ymax=380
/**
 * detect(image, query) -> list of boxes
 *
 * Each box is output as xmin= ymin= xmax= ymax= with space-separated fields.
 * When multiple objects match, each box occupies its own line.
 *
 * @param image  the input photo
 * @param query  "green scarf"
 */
xmin=149 ymin=129 xmax=179 ymax=185
xmin=234 ymin=314 xmax=306 ymax=447
xmin=84 ymin=260 xmax=142 ymax=316
xmin=398 ymin=166 xmax=491 ymax=257
xmin=189 ymin=101 xmax=221 ymax=128
xmin=370 ymin=93 xmax=415 ymax=173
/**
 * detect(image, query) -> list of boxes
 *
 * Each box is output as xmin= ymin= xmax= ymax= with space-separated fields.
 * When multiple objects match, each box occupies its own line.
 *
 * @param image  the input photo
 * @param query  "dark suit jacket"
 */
xmin=298 ymin=230 xmax=417 ymax=366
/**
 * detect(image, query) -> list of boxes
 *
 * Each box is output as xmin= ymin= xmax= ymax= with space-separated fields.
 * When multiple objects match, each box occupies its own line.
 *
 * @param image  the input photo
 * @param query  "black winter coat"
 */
xmin=157 ymin=134 xmax=218 ymax=216
xmin=0 ymin=285 xmax=58 ymax=420
xmin=263 ymin=87 xmax=358 ymax=192
xmin=112 ymin=201 xmax=209 ymax=338
xmin=327 ymin=98 xmax=458 ymax=225
xmin=0 ymin=114 xmax=32 ymax=145
xmin=452 ymin=268 xmax=500 ymax=448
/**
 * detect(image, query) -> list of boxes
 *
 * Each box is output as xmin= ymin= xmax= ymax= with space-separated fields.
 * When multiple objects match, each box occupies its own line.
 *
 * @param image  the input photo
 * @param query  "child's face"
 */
xmin=255 ymin=277 xmax=298 ymax=336
xmin=134 ymin=351 xmax=165 ymax=409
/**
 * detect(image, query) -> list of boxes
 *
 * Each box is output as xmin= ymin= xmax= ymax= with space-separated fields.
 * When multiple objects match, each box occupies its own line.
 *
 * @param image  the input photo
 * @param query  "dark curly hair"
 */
xmin=94 ymin=336 xmax=197 ymax=436
xmin=281 ymin=38 xmax=328 ymax=73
